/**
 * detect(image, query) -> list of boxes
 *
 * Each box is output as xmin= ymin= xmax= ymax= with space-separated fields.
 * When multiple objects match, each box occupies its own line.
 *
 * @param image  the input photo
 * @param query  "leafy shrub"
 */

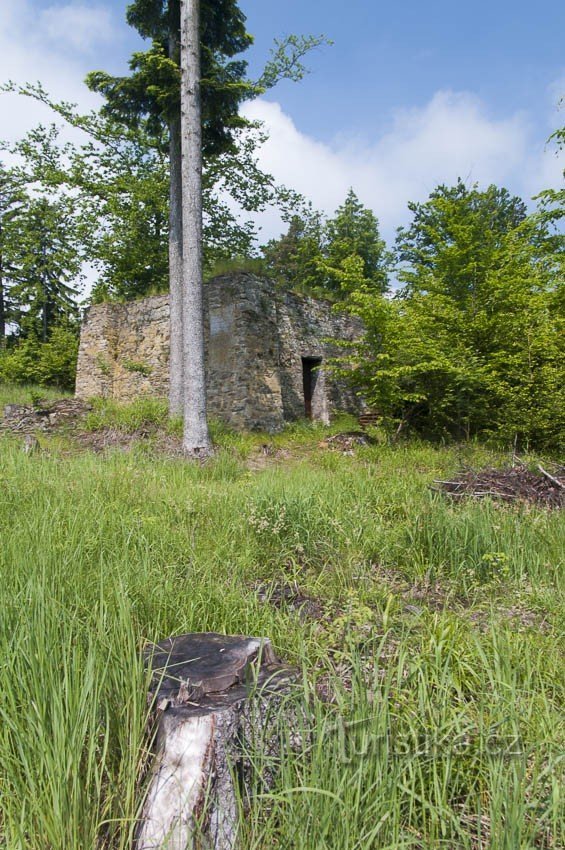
xmin=122 ymin=360 xmax=153 ymax=376
xmin=0 ymin=326 xmax=79 ymax=391
xmin=336 ymin=188 xmax=565 ymax=452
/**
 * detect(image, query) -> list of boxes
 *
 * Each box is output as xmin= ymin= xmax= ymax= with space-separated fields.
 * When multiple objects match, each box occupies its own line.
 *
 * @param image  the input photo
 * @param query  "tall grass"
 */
xmin=244 ymin=624 xmax=563 ymax=849
xmin=0 ymin=383 xmax=71 ymax=408
xmin=0 ymin=387 xmax=563 ymax=848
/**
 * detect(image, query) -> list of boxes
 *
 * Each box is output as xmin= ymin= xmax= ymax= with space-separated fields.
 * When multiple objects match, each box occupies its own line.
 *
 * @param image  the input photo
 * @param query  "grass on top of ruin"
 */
xmin=0 ymin=383 xmax=563 ymax=849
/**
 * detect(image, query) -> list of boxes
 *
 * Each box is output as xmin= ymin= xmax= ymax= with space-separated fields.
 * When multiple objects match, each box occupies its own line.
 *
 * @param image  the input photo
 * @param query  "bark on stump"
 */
xmin=136 ymin=633 xmax=294 ymax=850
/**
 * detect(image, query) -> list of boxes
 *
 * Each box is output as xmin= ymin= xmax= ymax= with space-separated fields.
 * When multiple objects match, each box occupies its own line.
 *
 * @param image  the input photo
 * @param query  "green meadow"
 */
xmin=0 ymin=388 xmax=563 ymax=849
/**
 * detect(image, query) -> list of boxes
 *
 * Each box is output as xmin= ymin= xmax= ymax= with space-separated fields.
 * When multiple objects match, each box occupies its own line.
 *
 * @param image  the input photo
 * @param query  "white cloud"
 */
xmin=39 ymin=4 xmax=115 ymax=53
xmin=0 ymin=2 xmax=122 ymax=297
xmin=242 ymin=90 xmax=564 ymax=243
xmin=0 ymin=2 xmax=115 ymax=149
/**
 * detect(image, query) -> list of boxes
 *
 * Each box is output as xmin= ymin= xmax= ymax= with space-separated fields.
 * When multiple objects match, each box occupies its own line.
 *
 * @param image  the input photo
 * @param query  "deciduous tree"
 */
xmin=337 ymin=182 xmax=564 ymax=450
xmin=3 ymin=86 xmax=300 ymax=300
xmin=536 ymin=114 xmax=565 ymax=226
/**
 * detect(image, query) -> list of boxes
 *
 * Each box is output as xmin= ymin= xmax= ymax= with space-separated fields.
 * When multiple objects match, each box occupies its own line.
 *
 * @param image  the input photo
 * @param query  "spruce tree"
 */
xmin=9 ymin=197 xmax=81 ymax=342
xmin=87 ymin=0 xmax=254 ymax=417
xmin=325 ymin=189 xmax=389 ymax=293
xmin=0 ymin=163 xmax=27 ymax=345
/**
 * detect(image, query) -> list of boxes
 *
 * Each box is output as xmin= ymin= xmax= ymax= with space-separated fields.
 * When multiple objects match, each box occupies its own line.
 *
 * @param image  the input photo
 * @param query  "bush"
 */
xmin=0 ymin=325 xmax=79 ymax=391
xmin=336 ymin=207 xmax=565 ymax=452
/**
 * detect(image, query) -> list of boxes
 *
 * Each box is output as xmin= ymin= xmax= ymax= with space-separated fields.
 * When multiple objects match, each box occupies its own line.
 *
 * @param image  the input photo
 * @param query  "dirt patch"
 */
xmin=74 ymin=427 xmax=188 ymax=456
xmin=467 ymin=605 xmax=550 ymax=634
xmin=369 ymin=563 xmax=549 ymax=633
xmin=318 ymin=431 xmax=375 ymax=454
xmin=246 ymin=445 xmax=293 ymax=471
xmin=434 ymin=463 xmax=565 ymax=508
xmin=369 ymin=563 xmax=467 ymax=615
xmin=73 ymin=427 xmax=147 ymax=453
xmin=1 ymin=398 xmax=91 ymax=435
xmin=255 ymin=581 xmax=325 ymax=622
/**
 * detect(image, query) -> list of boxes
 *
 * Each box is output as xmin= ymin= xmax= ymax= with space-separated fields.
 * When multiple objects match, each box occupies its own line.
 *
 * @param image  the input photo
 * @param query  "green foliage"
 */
xmin=88 ymin=0 xmax=254 ymax=155
xmin=323 ymin=189 xmax=389 ymax=293
xmin=396 ymin=179 xmax=528 ymax=297
xmin=257 ymin=33 xmax=331 ymax=90
xmin=262 ymin=208 xmax=326 ymax=293
xmin=0 ymin=160 xmax=82 ymax=391
xmin=0 ymin=162 xmax=28 ymax=343
xmin=88 ymin=1 xmax=327 ymax=157
xmin=337 ymin=182 xmax=565 ymax=450
xmin=0 ymin=323 xmax=79 ymax=390
xmin=84 ymin=396 xmax=169 ymax=432
xmin=4 ymin=86 xmax=303 ymax=301
xmin=203 ymin=255 xmax=267 ymax=279
xmin=536 ymin=114 xmax=565 ymax=226
xmin=36 ymin=324 xmax=80 ymax=389
xmin=3 ymin=91 xmax=171 ymax=301
xmin=122 ymin=359 xmax=153 ymax=376
xmin=94 ymin=354 xmax=112 ymax=376
xmin=2 ymin=15 xmax=330 ymax=305
xmin=262 ymin=190 xmax=389 ymax=298
xmin=0 ymin=382 xmax=69 ymax=408
xmin=6 ymin=196 xmax=82 ymax=340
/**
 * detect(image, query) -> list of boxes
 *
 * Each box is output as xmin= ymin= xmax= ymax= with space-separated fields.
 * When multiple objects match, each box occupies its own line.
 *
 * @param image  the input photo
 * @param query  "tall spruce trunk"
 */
xmin=168 ymin=112 xmax=184 ymax=416
xmin=180 ymin=0 xmax=212 ymax=456
xmin=0 ymin=233 xmax=5 ymax=347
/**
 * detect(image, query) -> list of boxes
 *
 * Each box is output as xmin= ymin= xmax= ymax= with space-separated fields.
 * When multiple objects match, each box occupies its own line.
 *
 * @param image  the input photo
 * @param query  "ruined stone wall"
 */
xmin=276 ymin=289 xmax=361 ymax=423
xmin=76 ymin=274 xmax=363 ymax=431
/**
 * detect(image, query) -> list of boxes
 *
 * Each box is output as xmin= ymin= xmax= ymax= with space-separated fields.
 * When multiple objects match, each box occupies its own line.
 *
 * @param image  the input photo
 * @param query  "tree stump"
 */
xmin=136 ymin=633 xmax=295 ymax=850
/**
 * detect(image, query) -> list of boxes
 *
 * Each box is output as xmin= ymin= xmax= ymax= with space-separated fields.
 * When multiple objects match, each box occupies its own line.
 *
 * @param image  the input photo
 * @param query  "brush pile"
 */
xmin=1 ymin=399 xmax=90 ymax=435
xmin=434 ymin=463 xmax=565 ymax=508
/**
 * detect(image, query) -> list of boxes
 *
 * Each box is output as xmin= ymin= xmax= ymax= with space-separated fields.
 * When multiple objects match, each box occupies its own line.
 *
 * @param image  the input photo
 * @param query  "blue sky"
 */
xmin=240 ymin=0 xmax=565 ymax=142
xmin=1 ymin=1 xmax=563 ymax=244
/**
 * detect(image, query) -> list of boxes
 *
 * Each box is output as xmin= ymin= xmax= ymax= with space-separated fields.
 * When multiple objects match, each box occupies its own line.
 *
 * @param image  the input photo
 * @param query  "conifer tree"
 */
xmin=9 ymin=197 xmax=81 ymax=342
xmin=87 ymin=2 xmax=325 ymax=421
xmin=87 ymin=0 xmax=253 ymax=417
xmin=179 ymin=0 xmax=211 ymax=455
xmin=262 ymin=209 xmax=326 ymax=293
xmin=0 ymin=163 xmax=27 ymax=346
xmin=324 ymin=189 xmax=389 ymax=293
xmin=262 ymin=190 xmax=389 ymax=297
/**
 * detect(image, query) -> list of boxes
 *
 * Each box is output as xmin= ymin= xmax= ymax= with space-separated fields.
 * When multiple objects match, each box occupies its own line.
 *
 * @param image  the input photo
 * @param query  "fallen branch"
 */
xmin=537 ymin=464 xmax=565 ymax=490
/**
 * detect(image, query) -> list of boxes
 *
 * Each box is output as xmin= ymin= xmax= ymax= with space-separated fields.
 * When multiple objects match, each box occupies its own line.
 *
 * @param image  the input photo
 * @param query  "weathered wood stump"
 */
xmin=136 ymin=633 xmax=294 ymax=850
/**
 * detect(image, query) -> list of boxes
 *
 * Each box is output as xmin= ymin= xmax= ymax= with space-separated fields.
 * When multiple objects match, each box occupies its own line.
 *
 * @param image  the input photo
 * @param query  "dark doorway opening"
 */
xmin=302 ymin=357 xmax=322 ymax=419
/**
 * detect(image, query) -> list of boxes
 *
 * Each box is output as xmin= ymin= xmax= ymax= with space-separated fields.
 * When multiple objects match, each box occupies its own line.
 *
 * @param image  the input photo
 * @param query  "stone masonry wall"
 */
xmin=76 ymin=274 xmax=363 ymax=432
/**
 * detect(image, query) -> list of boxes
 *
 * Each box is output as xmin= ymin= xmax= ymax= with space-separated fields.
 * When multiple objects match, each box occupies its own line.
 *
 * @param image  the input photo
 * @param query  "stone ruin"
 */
xmin=76 ymin=273 xmax=363 ymax=432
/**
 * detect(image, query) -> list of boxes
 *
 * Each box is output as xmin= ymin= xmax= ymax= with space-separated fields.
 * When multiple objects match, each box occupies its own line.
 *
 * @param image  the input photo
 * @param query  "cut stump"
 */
xmin=136 ymin=633 xmax=295 ymax=850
